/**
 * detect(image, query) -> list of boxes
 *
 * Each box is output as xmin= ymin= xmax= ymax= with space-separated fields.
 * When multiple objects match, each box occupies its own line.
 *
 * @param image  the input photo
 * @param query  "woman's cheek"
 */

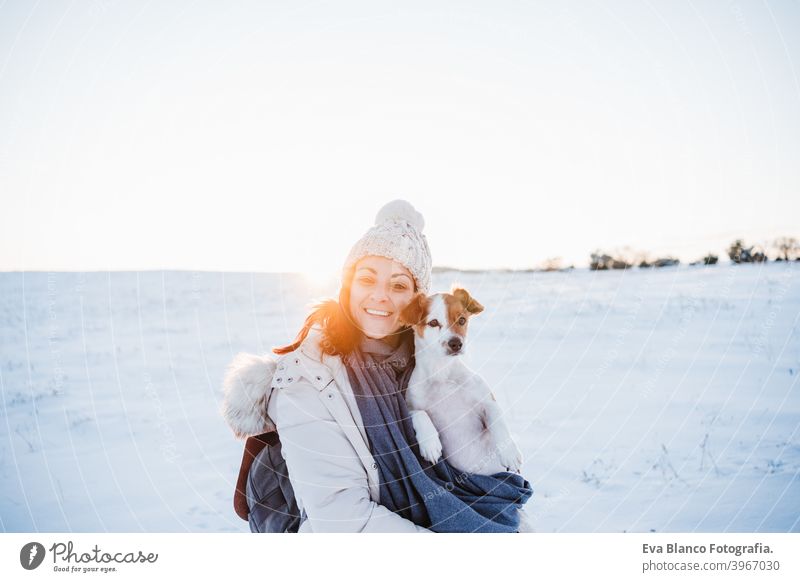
xmin=395 ymin=289 xmax=414 ymax=305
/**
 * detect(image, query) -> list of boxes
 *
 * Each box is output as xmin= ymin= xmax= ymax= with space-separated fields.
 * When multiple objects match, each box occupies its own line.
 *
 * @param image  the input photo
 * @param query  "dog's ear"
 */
xmin=399 ymin=293 xmax=428 ymax=326
xmin=452 ymin=287 xmax=484 ymax=315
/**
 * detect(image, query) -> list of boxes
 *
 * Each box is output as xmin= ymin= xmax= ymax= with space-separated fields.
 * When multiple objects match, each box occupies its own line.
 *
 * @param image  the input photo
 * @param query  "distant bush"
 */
xmin=590 ymin=251 xmax=631 ymax=270
xmin=773 ymin=237 xmax=800 ymax=261
xmin=690 ymin=254 xmax=718 ymax=266
xmin=728 ymin=239 xmax=768 ymax=263
xmin=727 ymin=240 xmax=744 ymax=262
xmin=590 ymin=252 xmax=611 ymax=270
xmin=640 ymin=256 xmax=680 ymax=268
xmin=653 ymin=257 xmax=680 ymax=268
xmin=634 ymin=250 xmax=652 ymax=268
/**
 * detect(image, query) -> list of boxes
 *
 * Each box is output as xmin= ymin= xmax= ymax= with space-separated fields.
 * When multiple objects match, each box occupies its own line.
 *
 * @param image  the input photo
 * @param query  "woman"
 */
xmin=224 ymin=200 xmax=531 ymax=533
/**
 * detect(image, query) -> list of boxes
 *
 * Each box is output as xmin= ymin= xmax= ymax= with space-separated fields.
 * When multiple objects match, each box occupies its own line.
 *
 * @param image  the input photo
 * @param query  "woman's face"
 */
xmin=349 ymin=255 xmax=416 ymax=339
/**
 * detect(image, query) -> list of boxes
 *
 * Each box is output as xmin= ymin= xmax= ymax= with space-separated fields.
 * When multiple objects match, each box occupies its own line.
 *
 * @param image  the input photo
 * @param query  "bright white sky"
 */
xmin=1 ymin=0 xmax=798 ymax=276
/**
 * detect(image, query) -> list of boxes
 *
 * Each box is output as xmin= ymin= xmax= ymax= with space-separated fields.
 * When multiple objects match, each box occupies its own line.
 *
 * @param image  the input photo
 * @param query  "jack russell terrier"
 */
xmin=399 ymin=287 xmax=524 ymax=475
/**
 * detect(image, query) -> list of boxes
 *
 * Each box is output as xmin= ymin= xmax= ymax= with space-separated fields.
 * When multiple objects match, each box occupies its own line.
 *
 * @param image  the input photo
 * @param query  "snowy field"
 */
xmin=1 ymin=263 xmax=798 ymax=532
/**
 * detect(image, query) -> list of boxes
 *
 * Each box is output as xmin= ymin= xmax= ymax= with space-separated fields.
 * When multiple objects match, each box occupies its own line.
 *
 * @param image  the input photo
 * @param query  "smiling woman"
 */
xmin=273 ymin=199 xmax=431 ymax=357
xmin=225 ymin=199 xmax=532 ymax=532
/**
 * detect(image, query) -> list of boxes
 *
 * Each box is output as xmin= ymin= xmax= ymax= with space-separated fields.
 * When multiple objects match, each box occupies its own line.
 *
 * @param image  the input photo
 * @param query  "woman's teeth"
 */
xmin=365 ymin=308 xmax=391 ymax=317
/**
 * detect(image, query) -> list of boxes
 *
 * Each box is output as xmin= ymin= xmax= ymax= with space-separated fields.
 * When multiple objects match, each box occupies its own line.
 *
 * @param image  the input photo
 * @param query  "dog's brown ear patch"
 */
xmin=399 ymin=293 xmax=428 ymax=326
xmin=452 ymin=287 xmax=484 ymax=315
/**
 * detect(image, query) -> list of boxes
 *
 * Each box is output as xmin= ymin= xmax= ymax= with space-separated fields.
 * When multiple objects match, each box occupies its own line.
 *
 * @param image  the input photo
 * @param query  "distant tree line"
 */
xmin=587 ymin=236 xmax=799 ymax=271
xmin=435 ymin=236 xmax=800 ymax=273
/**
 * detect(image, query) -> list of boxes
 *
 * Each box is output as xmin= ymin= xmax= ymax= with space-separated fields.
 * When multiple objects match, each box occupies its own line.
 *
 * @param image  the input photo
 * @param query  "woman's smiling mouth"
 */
xmin=364 ymin=308 xmax=392 ymax=317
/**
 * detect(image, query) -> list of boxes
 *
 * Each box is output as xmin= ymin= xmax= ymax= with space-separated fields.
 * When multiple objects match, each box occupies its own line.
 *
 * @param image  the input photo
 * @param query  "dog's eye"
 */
xmin=427 ymin=319 xmax=440 ymax=328
xmin=457 ymin=317 xmax=466 ymax=325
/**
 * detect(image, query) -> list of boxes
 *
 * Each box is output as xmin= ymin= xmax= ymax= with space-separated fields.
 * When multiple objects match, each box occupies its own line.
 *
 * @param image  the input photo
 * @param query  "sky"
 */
xmin=1 ymin=0 xmax=798 ymax=276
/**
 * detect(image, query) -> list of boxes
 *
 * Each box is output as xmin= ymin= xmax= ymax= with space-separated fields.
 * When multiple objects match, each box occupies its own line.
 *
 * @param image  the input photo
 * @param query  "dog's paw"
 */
xmin=417 ymin=434 xmax=444 ymax=465
xmin=498 ymin=440 xmax=523 ymax=473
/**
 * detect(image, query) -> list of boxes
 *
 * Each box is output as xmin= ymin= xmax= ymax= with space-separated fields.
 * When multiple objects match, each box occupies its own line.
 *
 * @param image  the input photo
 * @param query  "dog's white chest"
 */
xmin=407 ymin=367 xmax=506 ymax=474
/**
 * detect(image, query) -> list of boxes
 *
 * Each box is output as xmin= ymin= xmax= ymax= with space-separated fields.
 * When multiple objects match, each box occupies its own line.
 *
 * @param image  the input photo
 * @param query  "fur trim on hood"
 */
xmin=221 ymin=352 xmax=277 ymax=439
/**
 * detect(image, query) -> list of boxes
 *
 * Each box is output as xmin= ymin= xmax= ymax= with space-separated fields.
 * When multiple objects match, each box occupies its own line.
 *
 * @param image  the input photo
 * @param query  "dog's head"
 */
xmin=399 ymin=286 xmax=484 ymax=356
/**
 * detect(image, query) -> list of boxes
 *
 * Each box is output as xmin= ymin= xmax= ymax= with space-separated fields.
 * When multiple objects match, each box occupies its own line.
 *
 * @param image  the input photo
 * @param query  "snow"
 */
xmin=1 ymin=263 xmax=798 ymax=532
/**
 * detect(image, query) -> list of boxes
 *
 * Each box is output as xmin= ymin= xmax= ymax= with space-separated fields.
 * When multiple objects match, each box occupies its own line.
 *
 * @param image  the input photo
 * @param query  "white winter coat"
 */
xmin=223 ymin=327 xmax=431 ymax=533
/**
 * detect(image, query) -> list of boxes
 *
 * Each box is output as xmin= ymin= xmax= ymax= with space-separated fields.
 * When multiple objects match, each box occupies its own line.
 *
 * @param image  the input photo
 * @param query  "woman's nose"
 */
xmin=370 ymin=286 xmax=390 ymax=302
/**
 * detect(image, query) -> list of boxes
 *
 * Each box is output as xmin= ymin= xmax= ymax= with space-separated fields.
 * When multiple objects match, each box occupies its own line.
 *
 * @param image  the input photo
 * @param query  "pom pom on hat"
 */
xmin=375 ymin=199 xmax=425 ymax=233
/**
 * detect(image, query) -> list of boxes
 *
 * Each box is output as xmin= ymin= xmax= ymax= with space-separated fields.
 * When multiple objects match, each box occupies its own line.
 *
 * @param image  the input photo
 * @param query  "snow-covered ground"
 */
xmin=1 ymin=263 xmax=798 ymax=532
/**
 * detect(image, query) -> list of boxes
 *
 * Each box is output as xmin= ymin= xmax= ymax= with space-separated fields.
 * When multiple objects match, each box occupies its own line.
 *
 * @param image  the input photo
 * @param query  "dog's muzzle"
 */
xmin=446 ymin=336 xmax=463 ymax=355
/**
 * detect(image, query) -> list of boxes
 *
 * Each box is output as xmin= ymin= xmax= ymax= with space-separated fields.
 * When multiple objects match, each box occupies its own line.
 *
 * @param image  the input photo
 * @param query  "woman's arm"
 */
xmin=270 ymin=379 xmax=431 ymax=533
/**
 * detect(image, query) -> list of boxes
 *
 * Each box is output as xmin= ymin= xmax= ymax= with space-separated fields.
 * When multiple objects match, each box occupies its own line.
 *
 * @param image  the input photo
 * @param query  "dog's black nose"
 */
xmin=447 ymin=337 xmax=462 ymax=352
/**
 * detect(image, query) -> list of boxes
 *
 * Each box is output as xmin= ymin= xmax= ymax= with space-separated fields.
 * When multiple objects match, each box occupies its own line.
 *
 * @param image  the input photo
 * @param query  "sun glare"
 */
xmin=301 ymin=262 xmax=339 ymax=293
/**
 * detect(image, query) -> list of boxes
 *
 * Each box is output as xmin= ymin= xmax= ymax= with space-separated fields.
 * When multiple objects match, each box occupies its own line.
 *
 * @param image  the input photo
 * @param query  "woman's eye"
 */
xmin=427 ymin=319 xmax=440 ymax=328
xmin=393 ymin=284 xmax=408 ymax=291
xmin=358 ymin=277 xmax=374 ymax=285
xmin=457 ymin=317 xmax=466 ymax=325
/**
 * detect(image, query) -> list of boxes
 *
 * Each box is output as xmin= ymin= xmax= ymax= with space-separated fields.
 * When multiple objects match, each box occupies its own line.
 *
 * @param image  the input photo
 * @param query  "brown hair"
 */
xmin=273 ymin=264 xmax=360 ymax=356
xmin=273 ymin=261 xmax=417 ymax=357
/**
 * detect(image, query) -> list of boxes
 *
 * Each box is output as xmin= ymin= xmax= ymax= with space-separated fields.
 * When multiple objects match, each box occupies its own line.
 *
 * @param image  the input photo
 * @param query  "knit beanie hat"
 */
xmin=342 ymin=200 xmax=432 ymax=295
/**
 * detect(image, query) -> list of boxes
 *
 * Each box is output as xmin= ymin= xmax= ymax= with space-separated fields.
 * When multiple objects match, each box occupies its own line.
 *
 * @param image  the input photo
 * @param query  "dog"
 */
xmin=398 ymin=287 xmax=524 ymax=476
